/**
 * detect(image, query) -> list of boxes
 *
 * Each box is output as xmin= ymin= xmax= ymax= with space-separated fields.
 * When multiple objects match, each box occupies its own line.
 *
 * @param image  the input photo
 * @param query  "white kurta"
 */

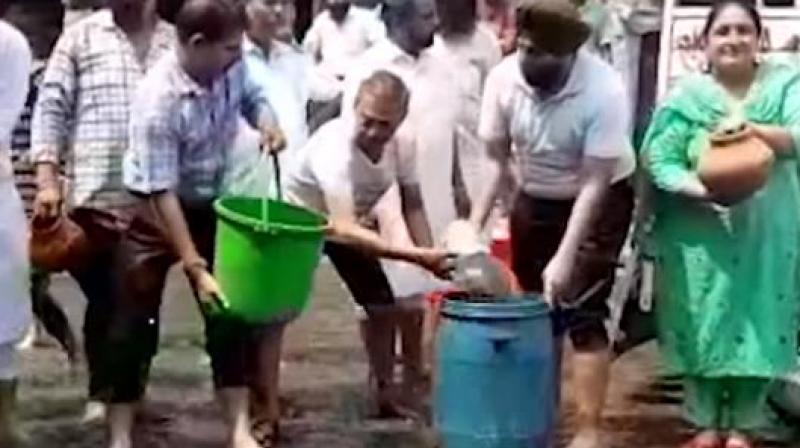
xmin=0 ymin=21 xmax=32 ymax=345
xmin=303 ymin=8 xmax=386 ymax=97
xmin=434 ymin=25 xmax=502 ymax=206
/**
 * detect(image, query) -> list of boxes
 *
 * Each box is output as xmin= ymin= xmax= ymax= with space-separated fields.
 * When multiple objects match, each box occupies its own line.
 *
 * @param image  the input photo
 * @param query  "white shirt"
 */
xmin=434 ymin=25 xmax=502 ymax=130
xmin=244 ymin=38 xmax=312 ymax=160
xmin=285 ymin=118 xmax=417 ymax=221
xmin=0 ymin=21 xmax=31 ymax=152
xmin=433 ymin=26 xmax=502 ymax=203
xmin=479 ymin=50 xmax=636 ymax=199
xmin=0 ymin=20 xmax=31 ymax=345
xmin=303 ymin=7 xmax=385 ymax=94
xmin=354 ymin=3 xmax=383 ymax=20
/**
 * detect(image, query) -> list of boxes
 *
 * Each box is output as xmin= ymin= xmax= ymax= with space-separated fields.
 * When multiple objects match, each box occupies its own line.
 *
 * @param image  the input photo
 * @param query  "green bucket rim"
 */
xmin=214 ymin=197 xmax=329 ymax=235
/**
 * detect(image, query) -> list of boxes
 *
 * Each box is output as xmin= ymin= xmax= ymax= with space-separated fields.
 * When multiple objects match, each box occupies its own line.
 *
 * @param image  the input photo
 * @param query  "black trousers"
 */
xmin=510 ymin=181 xmax=634 ymax=350
xmin=66 ymin=207 xmax=130 ymax=401
xmin=90 ymin=200 xmax=261 ymax=403
xmin=30 ymin=268 xmax=76 ymax=357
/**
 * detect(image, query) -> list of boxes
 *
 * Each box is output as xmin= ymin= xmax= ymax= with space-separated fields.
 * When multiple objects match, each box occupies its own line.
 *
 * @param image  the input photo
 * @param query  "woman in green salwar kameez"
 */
xmin=641 ymin=1 xmax=800 ymax=447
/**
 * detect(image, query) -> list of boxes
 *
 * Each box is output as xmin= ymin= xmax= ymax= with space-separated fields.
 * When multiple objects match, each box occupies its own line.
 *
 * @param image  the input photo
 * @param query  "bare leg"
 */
xmin=399 ymin=303 xmax=425 ymax=395
xmin=398 ymin=302 xmax=425 ymax=418
xmin=421 ymin=298 xmax=439 ymax=377
xmin=567 ymin=349 xmax=611 ymax=448
xmin=107 ymin=403 xmax=135 ymax=448
xmin=361 ymin=305 xmax=399 ymax=417
xmin=218 ymin=387 xmax=260 ymax=448
xmin=251 ymin=323 xmax=286 ymax=445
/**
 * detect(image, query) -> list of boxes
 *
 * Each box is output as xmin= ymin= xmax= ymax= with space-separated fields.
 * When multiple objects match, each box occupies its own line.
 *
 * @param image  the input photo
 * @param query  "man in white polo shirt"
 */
xmin=470 ymin=0 xmax=635 ymax=447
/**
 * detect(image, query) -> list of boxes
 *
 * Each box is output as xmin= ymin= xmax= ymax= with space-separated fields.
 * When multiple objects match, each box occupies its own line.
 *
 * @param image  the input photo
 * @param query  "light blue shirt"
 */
xmin=125 ymin=53 xmax=273 ymax=202
xmin=243 ymin=38 xmax=312 ymax=160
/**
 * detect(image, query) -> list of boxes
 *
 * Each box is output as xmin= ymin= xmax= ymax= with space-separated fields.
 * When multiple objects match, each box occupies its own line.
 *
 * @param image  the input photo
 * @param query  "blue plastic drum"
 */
xmin=434 ymin=297 xmax=558 ymax=448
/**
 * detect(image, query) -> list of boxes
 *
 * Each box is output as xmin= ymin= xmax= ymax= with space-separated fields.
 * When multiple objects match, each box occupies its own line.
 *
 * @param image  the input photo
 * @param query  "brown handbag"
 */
xmin=697 ymin=124 xmax=774 ymax=206
xmin=29 ymin=213 xmax=90 ymax=272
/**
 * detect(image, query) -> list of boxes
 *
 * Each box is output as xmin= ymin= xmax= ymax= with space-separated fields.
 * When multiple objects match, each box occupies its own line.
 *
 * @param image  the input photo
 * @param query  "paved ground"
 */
xmin=15 ymin=266 xmax=796 ymax=447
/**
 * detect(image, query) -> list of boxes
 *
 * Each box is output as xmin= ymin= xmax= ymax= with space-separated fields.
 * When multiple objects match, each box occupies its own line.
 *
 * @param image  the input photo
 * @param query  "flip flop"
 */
xmin=251 ymin=418 xmax=279 ymax=448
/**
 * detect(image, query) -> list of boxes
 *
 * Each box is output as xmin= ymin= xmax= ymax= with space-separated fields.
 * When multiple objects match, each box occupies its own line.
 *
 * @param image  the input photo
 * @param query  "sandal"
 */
xmin=251 ymin=418 xmax=279 ymax=448
xmin=369 ymin=380 xmax=423 ymax=421
xmin=681 ymin=431 xmax=723 ymax=448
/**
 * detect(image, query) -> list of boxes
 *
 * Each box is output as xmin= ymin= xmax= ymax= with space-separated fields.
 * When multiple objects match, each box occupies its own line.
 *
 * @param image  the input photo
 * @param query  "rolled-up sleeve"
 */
xmin=124 ymin=92 xmax=181 ymax=194
xmin=641 ymin=108 xmax=695 ymax=193
xmin=0 ymin=24 xmax=31 ymax=146
xmin=31 ymin=29 xmax=78 ymax=165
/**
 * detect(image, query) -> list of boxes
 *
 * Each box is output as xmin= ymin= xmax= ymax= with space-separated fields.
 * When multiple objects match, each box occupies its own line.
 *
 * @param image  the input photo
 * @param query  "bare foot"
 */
xmin=567 ymin=428 xmax=606 ymax=448
xmin=725 ymin=432 xmax=754 ymax=448
xmin=81 ymin=401 xmax=106 ymax=424
xmin=108 ymin=436 xmax=132 ymax=448
xmin=230 ymin=432 xmax=263 ymax=448
xmin=369 ymin=383 xmax=417 ymax=420
xmin=681 ymin=430 xmax=723 ymax=448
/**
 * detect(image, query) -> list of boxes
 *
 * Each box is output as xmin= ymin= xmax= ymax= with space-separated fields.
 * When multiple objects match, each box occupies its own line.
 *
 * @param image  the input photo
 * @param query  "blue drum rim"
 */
xmin=441 ymin=296 xmax=551 ymax=320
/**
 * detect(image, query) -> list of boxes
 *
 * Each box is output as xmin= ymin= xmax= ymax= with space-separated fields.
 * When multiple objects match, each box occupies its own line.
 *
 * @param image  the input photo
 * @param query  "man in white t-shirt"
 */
xmin=340 ymin=0 xmax=461 ymax=302
xmin=287 ymin=70 xmax=443 ymax=416
xmin=470 ymin=1 xmax=635 ymax=447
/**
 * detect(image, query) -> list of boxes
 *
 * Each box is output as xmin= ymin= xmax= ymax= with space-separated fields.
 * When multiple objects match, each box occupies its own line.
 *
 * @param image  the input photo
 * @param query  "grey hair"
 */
xmin=355 ymin=69 xmax=411 ymax=112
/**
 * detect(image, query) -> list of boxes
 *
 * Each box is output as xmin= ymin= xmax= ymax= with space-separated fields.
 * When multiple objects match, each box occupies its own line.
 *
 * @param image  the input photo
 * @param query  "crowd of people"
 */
xmin=0 ymin=0 xmax=798 ymax=448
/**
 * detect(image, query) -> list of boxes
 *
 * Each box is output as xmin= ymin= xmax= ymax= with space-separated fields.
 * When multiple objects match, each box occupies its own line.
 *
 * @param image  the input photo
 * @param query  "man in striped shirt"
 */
xmin=30 ymin=0 xmax=175 ymax=440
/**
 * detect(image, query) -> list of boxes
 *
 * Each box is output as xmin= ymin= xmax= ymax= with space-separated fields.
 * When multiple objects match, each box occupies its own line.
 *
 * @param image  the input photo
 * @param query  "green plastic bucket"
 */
xmin=213 ymin=196 xmax=327 ymax=323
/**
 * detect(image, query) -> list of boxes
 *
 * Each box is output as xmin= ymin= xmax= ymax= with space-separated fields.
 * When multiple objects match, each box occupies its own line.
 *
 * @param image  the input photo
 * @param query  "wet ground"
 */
xmin=16 ymin=266 xmax=796 ymax=447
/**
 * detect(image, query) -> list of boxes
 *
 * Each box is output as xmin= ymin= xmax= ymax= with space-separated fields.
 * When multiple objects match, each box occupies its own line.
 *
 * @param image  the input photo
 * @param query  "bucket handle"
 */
xmin=259 ymin=151 xmax=284 ymax=232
